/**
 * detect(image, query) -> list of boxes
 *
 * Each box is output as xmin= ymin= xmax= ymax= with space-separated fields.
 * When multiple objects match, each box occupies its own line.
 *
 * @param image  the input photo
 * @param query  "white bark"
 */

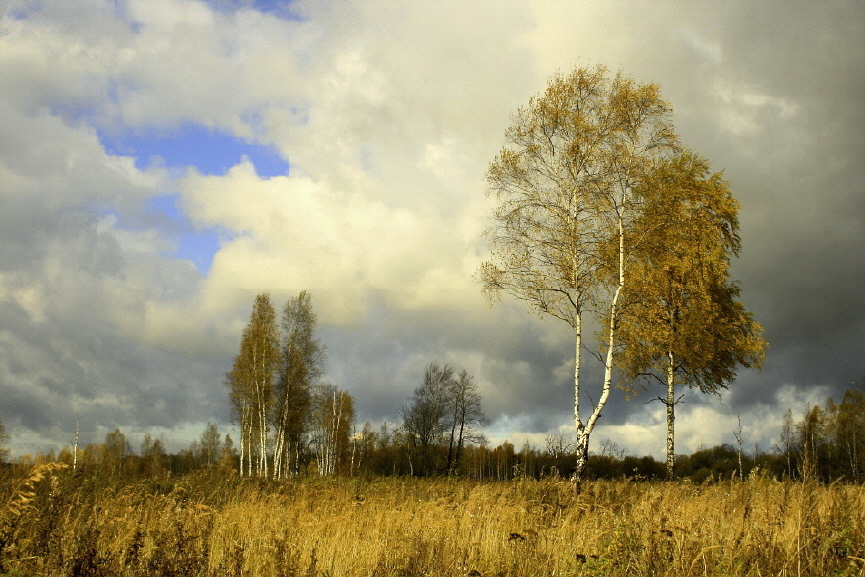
xmin=574 ymin=217 xmax=625 ymax=483
xmin=666 ymin=350 xmax=676 ymax=480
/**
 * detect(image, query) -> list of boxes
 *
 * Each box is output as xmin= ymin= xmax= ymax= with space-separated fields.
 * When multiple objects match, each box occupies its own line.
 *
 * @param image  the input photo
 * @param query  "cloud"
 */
xmin=1 ymin=0 xmax=863 ymax=460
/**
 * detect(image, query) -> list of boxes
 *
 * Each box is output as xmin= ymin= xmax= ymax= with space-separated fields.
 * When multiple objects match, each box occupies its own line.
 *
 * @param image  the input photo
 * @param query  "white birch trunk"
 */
xmin=574 ymin=217 xmax=625 ymax=487
xmin=573 ymin=314 xmax=583 ymax=453
xmin=239 ymin=424 xmax=244 ymax=476
xmin=666 ymin=350 xmax=676 ymax=480
xmin=273 ymin=429 xmax=283 ymax=479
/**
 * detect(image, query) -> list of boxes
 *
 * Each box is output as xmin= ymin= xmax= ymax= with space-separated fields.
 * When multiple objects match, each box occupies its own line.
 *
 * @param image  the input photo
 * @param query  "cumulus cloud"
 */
xmin=1 ymin=0 xmax=863 ymax=459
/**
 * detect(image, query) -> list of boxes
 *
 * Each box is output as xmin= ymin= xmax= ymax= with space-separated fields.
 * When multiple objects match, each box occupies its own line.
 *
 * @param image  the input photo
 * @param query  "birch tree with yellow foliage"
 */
xmin=617 ymin=151 xmax=766 ymax=480
xmin=480 ymin=64 xmax=764 ymax=487
xmin=480 ymin=65 xmax=679 ymax=486
xmin=228 ymin=292 xmax=280 ymax=477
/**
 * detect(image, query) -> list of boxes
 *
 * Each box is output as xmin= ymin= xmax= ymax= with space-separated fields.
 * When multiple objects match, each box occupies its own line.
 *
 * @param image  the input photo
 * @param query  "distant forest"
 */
xmin=3 ymin=383 xmax=863 ymax=484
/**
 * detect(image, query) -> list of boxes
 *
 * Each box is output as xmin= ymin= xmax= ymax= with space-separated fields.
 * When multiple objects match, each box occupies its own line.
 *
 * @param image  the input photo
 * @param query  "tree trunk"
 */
xmin=666 ymin=350 xmax=676 ymax=480
xmin=572 ymin=315 xmax=587 ymax=493
xmin=573 ymin=219 xmax=624 ymax=491
xmin=454 ymin=419 xmax=466 ymax=472
xmin=446 ymin=416 xmax=458 ymax=475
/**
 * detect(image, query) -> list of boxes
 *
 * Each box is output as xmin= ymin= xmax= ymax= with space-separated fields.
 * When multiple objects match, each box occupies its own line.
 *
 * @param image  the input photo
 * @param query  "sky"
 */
xmin=1 ymin=0 xmax=863 ymax=460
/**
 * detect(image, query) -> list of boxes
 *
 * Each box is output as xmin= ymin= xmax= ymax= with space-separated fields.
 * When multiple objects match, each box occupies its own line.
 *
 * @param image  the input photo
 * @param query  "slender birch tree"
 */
xmin=617 ymin=151 xmax=765 ymax=479
xmin=309 ymin=384 xmax=355 ymax=476
xmin=228 ymin=292 xmax=280 ymax=477
xmin=480 ymin=65 xmax=678 ymax=487
xmin=273 ymin=290 xmax=325 ymax=478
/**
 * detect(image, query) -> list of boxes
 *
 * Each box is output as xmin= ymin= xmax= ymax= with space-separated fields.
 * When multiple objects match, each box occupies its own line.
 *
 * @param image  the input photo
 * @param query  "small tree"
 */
xmin=199 ymin=423 xmax=221 ymax=468
xmin=309 ymin=385 xmax=355 ymax=475
xmin=401 ymin=362 xmax=454 ymax=476
xmin=779 ymin=408 xmax=796 ymax=478
xmin=102 ymin=428 xmax=130 ymax=477
xmin=797 ymin=405 xmax=827 ymax=481
xmin=826 ymin=388 xmax=865 ymax=482
xmin=445 ymin=369 xmax=488 ymax=474
xmin=401 ymin=362 xmax=487 ymax=476
xmin=218 ymin=434 xmax=237 ymax=472
xmin=141 ymin=434 xmax=167 ymax=477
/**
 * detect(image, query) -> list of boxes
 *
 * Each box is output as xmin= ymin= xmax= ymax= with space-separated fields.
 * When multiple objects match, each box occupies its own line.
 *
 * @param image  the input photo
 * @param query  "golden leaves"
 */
xmin=481 ymin=65 xmax=679 ymax=329
xmin=616 ymin=149 xmax=766 ymax=391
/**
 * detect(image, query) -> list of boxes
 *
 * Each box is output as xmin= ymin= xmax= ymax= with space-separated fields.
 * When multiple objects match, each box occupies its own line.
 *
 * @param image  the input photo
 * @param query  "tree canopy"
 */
xmin=480 ymin=64 xmax=680 ymax=484
xmin=480 ymin=64 xmax=765 ymax=484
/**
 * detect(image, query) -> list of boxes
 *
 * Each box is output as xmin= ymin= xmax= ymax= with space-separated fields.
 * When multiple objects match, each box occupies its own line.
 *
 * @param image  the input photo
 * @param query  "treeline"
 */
xmin=2 ymin=278 xmax=861 ymax=484
xmin=779 ymin=387 xmax=865 ymax=482
xmin=5 ymin=385 xmax=863 ymax=484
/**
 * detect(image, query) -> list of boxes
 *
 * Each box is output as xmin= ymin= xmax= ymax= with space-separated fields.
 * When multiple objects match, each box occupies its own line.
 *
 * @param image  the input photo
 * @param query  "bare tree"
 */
xmin=545 ymin=433 xmax=574 ymax=460
xmin=445 ymin=369 xmax=488 ymax=475
xmin=401 ymin=362 xmax=454 ymax=476
xmin=400 ymin=362 xmax=487 ymax=476
xmin=734 ymin=413 xmax=745 ymax=481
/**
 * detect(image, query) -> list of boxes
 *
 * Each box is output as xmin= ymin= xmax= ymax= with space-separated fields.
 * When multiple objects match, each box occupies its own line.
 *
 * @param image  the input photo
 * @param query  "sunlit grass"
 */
xmin=1 ymin=468 xmax=863 ymax=576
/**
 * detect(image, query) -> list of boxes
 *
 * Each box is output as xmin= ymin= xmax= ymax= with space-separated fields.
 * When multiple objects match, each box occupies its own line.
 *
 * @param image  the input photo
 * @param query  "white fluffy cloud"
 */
xmin=1 ymin=0 xmax=863 ymax=458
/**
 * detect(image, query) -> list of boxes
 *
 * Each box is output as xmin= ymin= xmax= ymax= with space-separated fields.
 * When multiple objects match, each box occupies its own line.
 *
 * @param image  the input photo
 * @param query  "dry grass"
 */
xmin=2 ymin=463 xmax=68 ymax=518
xmin=1 ymin=467 xmax=863 ymax=576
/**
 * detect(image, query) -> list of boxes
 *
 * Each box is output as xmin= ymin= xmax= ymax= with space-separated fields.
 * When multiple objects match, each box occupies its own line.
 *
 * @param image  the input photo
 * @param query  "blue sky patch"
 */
xmin=99 ymin=123 xmax=290 ymax=178
xmin=176 ymin=228 xmax=222 ymax=274
xmin=144 ymin=194 xmax=227 ymax=275
xmin=204 ymin=0 xmax=307 ymax=20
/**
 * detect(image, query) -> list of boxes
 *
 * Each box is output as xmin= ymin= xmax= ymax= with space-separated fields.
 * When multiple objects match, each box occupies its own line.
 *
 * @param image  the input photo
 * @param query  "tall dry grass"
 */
xmin=1 ymin=467 xmax=863 ymax=576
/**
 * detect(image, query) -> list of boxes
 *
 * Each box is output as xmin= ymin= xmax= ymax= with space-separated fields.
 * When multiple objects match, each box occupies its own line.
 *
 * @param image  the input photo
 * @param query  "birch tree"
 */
xmin=273 ymin=290 xmax=325 ymax=478
xmin=228 ymin=292 xmax=280 ymax=477
xmin=480 ymin=65 xmax=678 ymax=487
xmin=310 ymin=384 xmax=355 ymax=476
xmin=823 ymin=388 xmax=865 ymax=482
xmin=616 ymin=151 xmax=766 ymax=479
xmin=198 ymin=423 xmax=221 ymax=468
xmin=140 ymin=434 xmax=166 ymax=476
xmin=102 ymin=428 xmax=130 ymax=477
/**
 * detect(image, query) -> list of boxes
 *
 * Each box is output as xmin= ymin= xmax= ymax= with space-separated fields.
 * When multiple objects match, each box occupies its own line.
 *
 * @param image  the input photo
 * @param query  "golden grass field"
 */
xmin=1 ymin=465 xmax=864 ymax=576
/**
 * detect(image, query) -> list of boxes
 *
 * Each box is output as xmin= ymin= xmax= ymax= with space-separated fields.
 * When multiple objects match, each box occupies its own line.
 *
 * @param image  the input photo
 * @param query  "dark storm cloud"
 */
xmin=611 ymin=2 xmax=865 ymax=420
xmin=472 ymin=0 xmax=865 ymax=445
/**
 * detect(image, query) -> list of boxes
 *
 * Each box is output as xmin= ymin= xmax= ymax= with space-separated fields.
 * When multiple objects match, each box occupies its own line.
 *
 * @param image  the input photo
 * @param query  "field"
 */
xmin=1 ymin=466 xmax=864 ymax=576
